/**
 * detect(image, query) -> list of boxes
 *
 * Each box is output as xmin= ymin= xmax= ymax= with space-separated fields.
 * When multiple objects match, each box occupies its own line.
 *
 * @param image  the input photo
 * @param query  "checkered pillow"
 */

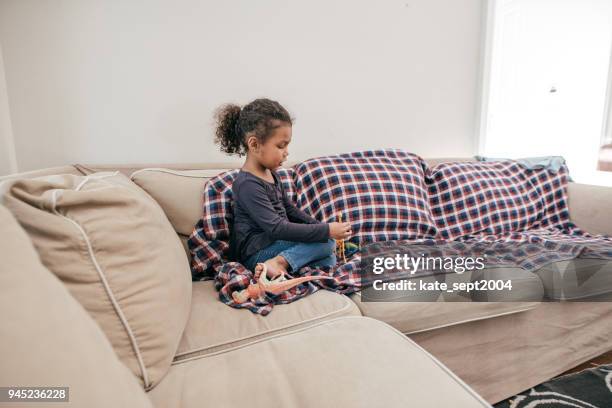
xmin=427 ymin=160 xmax=570 ymax=240
xmin=293 ymin=149 xmax=437 ymax=246
xmin=188 ymin=168 xmax=296 ymax=279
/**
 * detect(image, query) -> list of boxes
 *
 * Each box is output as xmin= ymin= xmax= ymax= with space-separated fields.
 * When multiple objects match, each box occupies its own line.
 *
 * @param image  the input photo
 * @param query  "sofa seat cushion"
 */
xmin=0 ymin=205 xmax=153 ymax=408
xmin=0 ymin=172 xmax=192 ymax=389
xmin=174 ymin=281 xmax=360 ymax=362
xmin=536 ymin=258 xmax=612 ymax=300
xmin=350 ymin=266 xmax=542 ymax=334
xmin=149 ymin=317 xmax=489 ymax=408
xmin=470 ymin=266 xmax=544 ymax=302
xmin=351 ymin=297 xmax=539 ymax=335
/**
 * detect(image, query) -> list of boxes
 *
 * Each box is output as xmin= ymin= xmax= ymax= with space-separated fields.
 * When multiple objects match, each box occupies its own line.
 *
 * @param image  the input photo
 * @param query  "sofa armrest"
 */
xmin=567 ymin=182 xmax=612 ymax=236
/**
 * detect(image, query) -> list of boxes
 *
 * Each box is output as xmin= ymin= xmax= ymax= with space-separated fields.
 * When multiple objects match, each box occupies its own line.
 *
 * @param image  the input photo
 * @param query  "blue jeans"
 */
xmin=244 ymin=239 xmax=337 ymax=273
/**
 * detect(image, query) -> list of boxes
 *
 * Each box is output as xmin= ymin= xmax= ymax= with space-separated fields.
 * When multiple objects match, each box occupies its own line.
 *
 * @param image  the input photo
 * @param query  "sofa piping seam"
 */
xmin=402 ymin=304 xmax=539 ymax=335
xmin=130 ymin=168 xmax=221 ymax=180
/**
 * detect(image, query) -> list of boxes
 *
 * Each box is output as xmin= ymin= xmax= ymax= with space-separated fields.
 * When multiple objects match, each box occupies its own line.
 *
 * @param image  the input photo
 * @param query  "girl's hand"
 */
xmin=329 ymin=222 xmax=352 ymax=240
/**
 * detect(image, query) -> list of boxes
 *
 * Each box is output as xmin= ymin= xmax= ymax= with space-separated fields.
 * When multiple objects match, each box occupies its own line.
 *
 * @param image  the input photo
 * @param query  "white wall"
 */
xmin=0 ymin=0 xmax=484 ymax=172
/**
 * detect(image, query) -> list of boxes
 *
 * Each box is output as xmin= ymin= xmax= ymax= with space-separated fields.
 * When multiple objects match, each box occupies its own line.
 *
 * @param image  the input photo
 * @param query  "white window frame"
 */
xmin=601 ymin=40 xmax=612 ymax=146
xmin=0 ymin=42 xmax=18 ymax=175
xmin=475 ymin=0 xmax=497 ymax=156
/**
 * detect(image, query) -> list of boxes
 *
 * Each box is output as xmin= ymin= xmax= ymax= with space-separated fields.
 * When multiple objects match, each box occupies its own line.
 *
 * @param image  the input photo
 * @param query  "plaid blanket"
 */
xmin=427 ymin=160 xmax=571 ymax=240
xmin=426 ymin=159 xmax=612 ymax=266
xmin=293 ymin=149 xmax=437 ymax=244
xmin=188 ymin=150 xmax=612 ymax=315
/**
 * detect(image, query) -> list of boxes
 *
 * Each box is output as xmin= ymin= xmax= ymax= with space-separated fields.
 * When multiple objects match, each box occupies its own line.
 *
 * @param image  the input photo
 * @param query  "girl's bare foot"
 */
xmin=254 ymin=256 xmax=289 ymax=280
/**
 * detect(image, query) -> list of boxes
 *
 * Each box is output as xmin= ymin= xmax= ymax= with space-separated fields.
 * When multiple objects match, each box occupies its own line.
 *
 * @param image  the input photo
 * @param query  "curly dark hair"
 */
xmin=213 ymin=98 xmax=293 ymax=157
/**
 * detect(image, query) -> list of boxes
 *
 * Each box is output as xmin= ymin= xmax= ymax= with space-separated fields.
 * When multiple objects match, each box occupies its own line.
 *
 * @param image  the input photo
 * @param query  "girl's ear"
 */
xmin=246 ymin=135 xmax=259 ymax=152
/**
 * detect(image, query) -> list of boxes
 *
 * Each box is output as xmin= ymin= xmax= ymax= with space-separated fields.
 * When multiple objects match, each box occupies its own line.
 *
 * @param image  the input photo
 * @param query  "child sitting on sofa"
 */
xmin=214 ymin=98 xmax=352 ymax=279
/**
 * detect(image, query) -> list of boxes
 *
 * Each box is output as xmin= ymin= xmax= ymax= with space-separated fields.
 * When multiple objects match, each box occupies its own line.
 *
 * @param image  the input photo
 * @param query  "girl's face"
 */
xmin=251 ymin=124 xmax=292 ymax=170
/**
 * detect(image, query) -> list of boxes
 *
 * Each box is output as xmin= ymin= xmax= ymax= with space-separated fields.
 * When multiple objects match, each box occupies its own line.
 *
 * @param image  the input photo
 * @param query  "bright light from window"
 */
xmin=482 ymin=0 xmax=612 ymax=185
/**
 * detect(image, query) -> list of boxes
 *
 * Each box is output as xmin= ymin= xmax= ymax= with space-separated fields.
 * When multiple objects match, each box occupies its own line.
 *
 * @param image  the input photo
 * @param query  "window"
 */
xmin=478 ymin=0 xmax=612 ymax=185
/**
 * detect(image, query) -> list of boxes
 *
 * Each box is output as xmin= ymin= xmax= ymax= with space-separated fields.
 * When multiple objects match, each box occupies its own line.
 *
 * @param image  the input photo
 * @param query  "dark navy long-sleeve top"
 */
xmin=229 ymin=169 xmax=330 ymax=264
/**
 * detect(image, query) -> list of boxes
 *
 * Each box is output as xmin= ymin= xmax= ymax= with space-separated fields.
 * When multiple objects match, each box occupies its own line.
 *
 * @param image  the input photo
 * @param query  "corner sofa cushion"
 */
xmin=188 ymin=168 xmax=296 ymax=278
xmin=173 ymin=281 xmax=360 ymax=362
xmin=0 ymin=205 xmax=153 ymax=408
xmin=427 ymin=160 xmax=570 ymax=240
xmin=0 ymin=172 xmax=192 ymax=390
xmin=293 ymin=149 xmax=437 ymax=246
xmin=130 ymin=168 xmax=231 ymax=236
xmin=148 ymin=317 xmax=490 ymax=408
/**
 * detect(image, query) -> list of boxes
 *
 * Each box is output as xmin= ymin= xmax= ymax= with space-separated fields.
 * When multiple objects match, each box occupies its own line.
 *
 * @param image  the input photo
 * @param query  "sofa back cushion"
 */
xmin=0 ymin=205 xmax=153 ymax=407
xmin=293 ymin=149 xmax=437 ymax=246
xmin=130 ymin=168 xmax=231 ymax=237
xmin=427 ymin=160 xmax=568 ymax=240
xmin=0 ymin=172 xmax=192 ymax=389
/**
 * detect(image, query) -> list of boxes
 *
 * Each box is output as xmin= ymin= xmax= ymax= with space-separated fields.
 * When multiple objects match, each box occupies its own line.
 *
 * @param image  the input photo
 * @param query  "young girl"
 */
xmin=214 ymin=98 xmax=352 ymax=279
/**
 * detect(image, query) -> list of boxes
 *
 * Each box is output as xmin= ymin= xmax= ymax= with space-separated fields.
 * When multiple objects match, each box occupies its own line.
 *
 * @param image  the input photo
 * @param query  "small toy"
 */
xmin=337 ymin=212 xmax=347 ymax=263
xmin=336 ymin=212 xmax=360 ymax=261
xmin=344 ymin=241 xmax=360 ymax=257
xmin=232 ymin=263 xmax=335 ymax=304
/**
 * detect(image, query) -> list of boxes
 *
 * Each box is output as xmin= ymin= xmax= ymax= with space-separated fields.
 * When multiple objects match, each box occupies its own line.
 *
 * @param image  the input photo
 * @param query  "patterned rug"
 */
xmin=495 ymin=364 xmax=612 ymax=407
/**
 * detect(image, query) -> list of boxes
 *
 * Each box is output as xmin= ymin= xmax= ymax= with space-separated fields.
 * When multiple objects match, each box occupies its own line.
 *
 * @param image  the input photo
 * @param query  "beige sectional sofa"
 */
xmin=1 ymin=158 xmax=611 ymax=407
